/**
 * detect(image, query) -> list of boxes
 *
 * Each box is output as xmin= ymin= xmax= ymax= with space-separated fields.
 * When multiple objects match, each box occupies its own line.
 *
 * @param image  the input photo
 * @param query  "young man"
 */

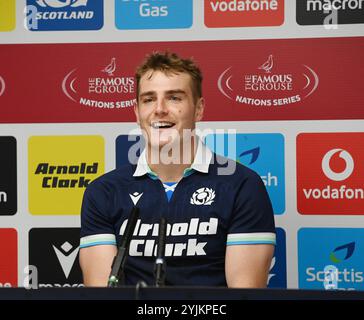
xmin=79 ymin=52 xmax=276 ymax=287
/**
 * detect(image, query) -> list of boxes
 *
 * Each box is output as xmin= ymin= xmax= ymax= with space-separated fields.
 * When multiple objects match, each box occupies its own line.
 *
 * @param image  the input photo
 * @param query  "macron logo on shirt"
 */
xmin=129 ymin=192 xmax=143 ymax=205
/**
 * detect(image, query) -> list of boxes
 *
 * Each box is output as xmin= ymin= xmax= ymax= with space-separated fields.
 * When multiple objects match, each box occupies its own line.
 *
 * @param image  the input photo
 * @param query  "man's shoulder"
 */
xmin=210 ymin=152 xmax=261 ymax=181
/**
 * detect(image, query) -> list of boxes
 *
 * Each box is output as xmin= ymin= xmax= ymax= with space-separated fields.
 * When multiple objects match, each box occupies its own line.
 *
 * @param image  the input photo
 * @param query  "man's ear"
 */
xmin=195 ymin=97 xmax=205 ymax=122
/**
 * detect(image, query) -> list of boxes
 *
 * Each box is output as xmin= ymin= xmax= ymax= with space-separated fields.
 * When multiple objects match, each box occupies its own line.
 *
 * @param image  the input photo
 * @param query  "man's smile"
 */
xmin=151 ymin=121 xmax=176 ymax=129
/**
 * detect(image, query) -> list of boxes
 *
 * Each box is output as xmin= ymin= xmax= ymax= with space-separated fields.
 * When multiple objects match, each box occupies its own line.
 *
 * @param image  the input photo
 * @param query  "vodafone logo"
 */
xmin=297 ymin=133 xmax=364 ymax=215
xmin=322 ymin=149 xmax=354 ymax=181
xmin=205 ymin=0 xmax=284 ymax=27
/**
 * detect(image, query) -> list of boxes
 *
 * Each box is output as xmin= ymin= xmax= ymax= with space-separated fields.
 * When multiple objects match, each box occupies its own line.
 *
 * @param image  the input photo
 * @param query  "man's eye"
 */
xmin=169 ymin=95 xmax=182 ymax=101
xmin=142 ymin=97 xmax=153 ymax=103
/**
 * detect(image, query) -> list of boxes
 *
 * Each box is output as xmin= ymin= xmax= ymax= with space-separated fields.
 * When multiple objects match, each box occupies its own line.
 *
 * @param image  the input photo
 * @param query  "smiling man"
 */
xmin=79 ymin=52 xmax=276 ymax=288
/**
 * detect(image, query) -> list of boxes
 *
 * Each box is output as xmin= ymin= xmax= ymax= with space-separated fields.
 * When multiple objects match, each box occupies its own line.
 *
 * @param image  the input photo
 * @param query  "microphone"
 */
xmin=108 ymin=206 xmax=139 ymax=287
xmin=154 ymin=217 xmax=167 ymax=287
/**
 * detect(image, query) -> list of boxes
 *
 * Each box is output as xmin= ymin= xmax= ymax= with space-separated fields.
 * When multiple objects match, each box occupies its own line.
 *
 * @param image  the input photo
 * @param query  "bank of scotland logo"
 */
xmin=36 ymin=0 xmax=87 ymax=8
xmin=205 ymin=133 xmax=285 ymax=214
xmin=190 ymin=188 xmax=215 ymax=205
xmin=298 ymin=228 xmax=364 ymax=290
xmin=26 ymin=0 xmax=103 ymax=31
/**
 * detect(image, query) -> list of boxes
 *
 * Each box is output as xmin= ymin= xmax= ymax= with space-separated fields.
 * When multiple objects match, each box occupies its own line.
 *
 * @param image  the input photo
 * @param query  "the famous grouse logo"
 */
xmin=218 ymin=54 xmax=319 ymax=107
xmin=62 ymin=57 xmax=137 ymax=110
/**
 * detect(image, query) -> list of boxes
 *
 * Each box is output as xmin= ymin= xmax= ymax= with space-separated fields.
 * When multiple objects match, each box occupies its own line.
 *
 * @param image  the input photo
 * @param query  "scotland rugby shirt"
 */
xmin=80 ymin=141 xmax=276 ymax=286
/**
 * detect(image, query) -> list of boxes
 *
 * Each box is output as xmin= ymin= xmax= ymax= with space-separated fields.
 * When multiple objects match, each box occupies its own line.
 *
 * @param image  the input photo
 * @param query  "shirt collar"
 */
xmin=133 ymin=138 xmax=213 ymax=178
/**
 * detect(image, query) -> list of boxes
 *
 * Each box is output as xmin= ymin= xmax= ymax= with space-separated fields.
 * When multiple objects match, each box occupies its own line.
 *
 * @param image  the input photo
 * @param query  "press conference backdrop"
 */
xmin=0 ymin=0 xmax=363 ymax=291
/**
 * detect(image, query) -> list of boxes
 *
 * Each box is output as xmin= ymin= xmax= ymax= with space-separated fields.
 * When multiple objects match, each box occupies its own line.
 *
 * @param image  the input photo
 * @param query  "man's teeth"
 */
xmin=151 ymin=122 xmax=175 ymax=129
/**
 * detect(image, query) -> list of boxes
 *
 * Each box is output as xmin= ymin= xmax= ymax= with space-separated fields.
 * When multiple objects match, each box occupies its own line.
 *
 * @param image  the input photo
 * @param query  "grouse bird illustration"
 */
xmin=101 ymin=58 xmax=116 ymax=76
xmin=258 ymin=55 xmax=274 ymax=73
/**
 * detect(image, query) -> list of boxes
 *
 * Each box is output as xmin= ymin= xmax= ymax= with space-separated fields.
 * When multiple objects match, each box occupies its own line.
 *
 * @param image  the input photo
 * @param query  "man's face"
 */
xmin=134 ymin=70 xmax=204 ymax=150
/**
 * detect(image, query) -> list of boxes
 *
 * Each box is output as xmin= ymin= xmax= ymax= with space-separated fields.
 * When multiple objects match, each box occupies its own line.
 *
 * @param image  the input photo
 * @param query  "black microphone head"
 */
xmin=120 ymin=206 xmax=140 ymax=248
xmin=157 ymin=217 xmax=167 ymax=258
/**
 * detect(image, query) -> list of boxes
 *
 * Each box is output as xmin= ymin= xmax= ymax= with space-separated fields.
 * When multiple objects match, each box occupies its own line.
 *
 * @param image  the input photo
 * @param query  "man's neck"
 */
xmin=147 ymin=139 xmax=197 ymax=183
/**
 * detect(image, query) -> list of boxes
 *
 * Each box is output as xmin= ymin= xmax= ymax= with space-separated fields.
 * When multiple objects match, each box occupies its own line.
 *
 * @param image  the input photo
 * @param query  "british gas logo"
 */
xmin=205 ymin=133 xmax=285 ymax=214
xmin=205 ymin=0 xmax=284 ymax=27
xmin=26 ymin=0 xmax=103 ymax=31
xmin=0 ymin=0 xmax=15 ymax=31
xmin=298 ymin=228 xmax=364 ymax=290
xmin=297 ymin=133 xmax=364 ymax=215
xmin=115 ymin=0 xmax=192 ymax=30
xmin=28 ymin=136 xmax=104 ymax=215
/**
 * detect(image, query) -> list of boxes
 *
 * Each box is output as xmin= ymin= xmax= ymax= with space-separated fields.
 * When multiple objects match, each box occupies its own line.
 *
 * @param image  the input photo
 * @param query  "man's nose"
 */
xmin=154 ymin=98 xmax=168 ymax=115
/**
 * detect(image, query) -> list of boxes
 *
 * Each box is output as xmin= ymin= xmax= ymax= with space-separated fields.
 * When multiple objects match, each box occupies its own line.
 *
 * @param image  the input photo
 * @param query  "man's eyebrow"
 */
xmin=165 ymin=89 xmax=187 ymax=95
xmin=139 ymin=89 xmax=187 ymax=98
xmin=139 ymin=91 xmax=156 ymax=98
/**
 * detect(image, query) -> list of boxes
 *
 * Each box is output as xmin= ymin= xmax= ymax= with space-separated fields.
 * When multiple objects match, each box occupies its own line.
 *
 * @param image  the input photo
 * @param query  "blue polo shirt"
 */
xmin=80 ymin=141 xmax=276 ymax=286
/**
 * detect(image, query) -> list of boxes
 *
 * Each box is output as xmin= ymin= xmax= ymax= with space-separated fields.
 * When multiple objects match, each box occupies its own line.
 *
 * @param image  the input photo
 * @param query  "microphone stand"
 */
xmin=154 ymin=217 xmax=167 ymax=287
xmin=108 ymin=206 xmax=140 ymax=287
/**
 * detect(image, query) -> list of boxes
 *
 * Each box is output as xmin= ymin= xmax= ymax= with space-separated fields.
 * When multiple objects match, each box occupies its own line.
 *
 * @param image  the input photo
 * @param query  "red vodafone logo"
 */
xmin=322 ymin=149 xmax=354 ymax=181
xmin=297 ymin=133 xmax=364 ymax=215
xmin=0 ymin=229 xmax=17 ymax=287
xmin=204 ymin=0 xmax=284 ymax=27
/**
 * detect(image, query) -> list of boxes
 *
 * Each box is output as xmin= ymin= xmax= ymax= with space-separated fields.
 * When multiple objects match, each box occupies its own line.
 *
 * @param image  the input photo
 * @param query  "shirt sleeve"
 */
xmin=227 ymin=170 xmax=276 ymax=246
xmin=80 ymin=180 xmax=117 ymax=248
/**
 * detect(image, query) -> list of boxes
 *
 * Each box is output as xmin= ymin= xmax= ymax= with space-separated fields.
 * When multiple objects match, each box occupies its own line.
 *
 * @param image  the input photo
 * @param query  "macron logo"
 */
xmin=129 ymin=192 xmax=143 ymax=205
xmin=53 ymin=241 xmax=79 ymax=279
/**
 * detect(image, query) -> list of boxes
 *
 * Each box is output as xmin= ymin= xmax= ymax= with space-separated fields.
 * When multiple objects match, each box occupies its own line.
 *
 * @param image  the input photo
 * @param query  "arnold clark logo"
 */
xmin=115 ymin=0 xmax=193 ymax=30
xmin=62 ymin=57 xmax=136 ymax=110
xmin=26 ymin=0 xmax=103 ymax=31
xmin=205 ymin=133 xmax=285 ymax=214
xmin=297 ymin=133 xmax=364 ymax=215
xmin=218 ymin=54 xmax=319 ymax=107
xmin=28 ymin=135 xmax=104 ymax=215
xmin=298 ymin=228 xmax=364 ymax=290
